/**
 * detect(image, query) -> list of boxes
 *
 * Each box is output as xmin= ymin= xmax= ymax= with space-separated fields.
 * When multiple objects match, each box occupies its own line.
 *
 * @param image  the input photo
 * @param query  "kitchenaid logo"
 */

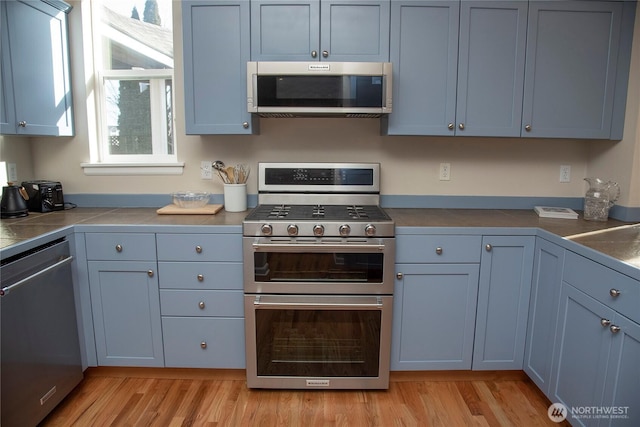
xmin=308 ymin=64 xmax=330 ymax=71
xmin=547 ymin=403 xmax=630 ymax=423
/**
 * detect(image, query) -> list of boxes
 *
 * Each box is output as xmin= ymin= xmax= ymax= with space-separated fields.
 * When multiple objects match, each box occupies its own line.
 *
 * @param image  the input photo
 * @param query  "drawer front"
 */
xmin=158 ymin=262 xmax=243 ymax=290
xmin=160 ymin=289 xmax=244 ymax=317
xmin=86 ymin=233 xmax=156 ymax=261
xmin=162 ymin=317 xmax=245 ymax=368
xmin=156 ymin=234 xmax=242 ymax=262
xmin=563 ymin=251 xmax=640 ymax=323
xmin=396 ymin=235 xmax=482 ymax=263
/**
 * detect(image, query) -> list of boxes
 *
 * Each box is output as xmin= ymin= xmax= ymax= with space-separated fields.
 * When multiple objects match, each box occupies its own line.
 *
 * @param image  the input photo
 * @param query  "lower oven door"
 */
xmin=243 ymin=237 xmax=395 ymax=295
xmin=244 ymin=294 xmax=393 ymax=389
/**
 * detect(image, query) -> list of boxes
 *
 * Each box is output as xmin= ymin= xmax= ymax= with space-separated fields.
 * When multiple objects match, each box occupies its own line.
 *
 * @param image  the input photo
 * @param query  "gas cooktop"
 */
xmin=245 ymin=204 xmax=392 ymax=222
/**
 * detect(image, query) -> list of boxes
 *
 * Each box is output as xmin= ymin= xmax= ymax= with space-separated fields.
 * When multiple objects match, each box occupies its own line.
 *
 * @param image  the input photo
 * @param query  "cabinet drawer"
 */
xmin=162 ymin=317 xmax=245 ymax=368
xmin=86 ymin=233 xmax=156 ymax=261
xmin=563 ymin=251 xmax=640 ymax=323
xmin=396 ymin=235 xmax=482 ymax=263
xmin=156 ymin=234 xmax=242 ymax=262
xmin=158 ymin=262 xmax=243 ymax=290
xmin=160 ymin=289 xmax=244 ymax=317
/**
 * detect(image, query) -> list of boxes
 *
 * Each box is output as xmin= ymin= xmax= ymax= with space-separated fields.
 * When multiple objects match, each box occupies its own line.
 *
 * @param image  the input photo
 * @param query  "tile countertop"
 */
xmin=1 ymin=207 xmax=638 ymax=269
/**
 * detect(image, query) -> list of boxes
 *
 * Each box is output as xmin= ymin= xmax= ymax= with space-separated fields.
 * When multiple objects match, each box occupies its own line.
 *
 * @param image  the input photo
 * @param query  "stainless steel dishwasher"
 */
xmin=1 ymin=238 xmax=83 ymax=427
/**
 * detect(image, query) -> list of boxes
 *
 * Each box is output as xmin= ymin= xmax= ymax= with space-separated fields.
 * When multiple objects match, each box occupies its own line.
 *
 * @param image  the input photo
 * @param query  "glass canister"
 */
xmin=583 ymin=178 xmax=620 ymax=221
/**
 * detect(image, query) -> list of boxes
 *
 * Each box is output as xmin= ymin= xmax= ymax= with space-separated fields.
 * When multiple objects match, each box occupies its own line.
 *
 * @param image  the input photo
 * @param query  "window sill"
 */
xmin=81 ymin=162 xmax=185 ymax=176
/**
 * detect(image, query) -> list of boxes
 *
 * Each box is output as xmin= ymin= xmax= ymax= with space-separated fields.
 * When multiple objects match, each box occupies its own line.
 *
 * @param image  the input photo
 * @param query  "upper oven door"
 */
xmin=243 ymin=237 xmax=395 ymax=295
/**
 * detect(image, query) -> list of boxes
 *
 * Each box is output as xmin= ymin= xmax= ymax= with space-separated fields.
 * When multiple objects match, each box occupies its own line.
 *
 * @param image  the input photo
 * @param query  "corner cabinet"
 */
xmin=0 ymin=0 xmax=74 ymax=136
xmin=182 ymin=1 xmax=257 ymax=134
xmin=250 ymin=0 xmax=390 ymax=62
xmin=521 ymin=1 xmax=630 ymax=139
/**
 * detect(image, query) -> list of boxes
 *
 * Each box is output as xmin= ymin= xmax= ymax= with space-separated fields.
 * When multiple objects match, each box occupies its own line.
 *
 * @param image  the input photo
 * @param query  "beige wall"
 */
xmin=2 ymin=1 xmax=637 ymax=208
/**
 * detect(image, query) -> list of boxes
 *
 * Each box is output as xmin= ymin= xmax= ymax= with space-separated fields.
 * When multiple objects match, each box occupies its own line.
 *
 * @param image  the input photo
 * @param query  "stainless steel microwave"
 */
xmin=247 ymin=61 xmax=392 ymax=117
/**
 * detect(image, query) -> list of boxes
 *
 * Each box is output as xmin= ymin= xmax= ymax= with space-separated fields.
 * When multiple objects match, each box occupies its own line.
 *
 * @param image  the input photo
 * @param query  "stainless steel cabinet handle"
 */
xmin=195 ymin=245 xmax=202 ymax=254
xmin=435 ymin=247 xmax=443 ymax=255
xmin=448 ymin=123 xmax=454 ymax=130
xmin=311 ymin=50 xmax=317 ymax=58
xmin=200 ymin=341 xmax=207 ymax=349
xmin=198 ymin=301 xmax=205 ymax=309
xmin=322 ymin=50 xmax=329 ymax=58
xmin=458 ymin=123 xmax=465 ymax=130
xmin=18 ymin=121 xmax=27 ymax=127
xmin=242 ymin=122 xmax=249 ymax=129
xmin=600 ymin=318 xmax=611 ymax=327
xmin=485 ymin=244 xmax=492 ymax=252
xmin=147 ymin=270 xmax=154 ymax=277
xmin=115 ymin=244 xmax=123 ymax=252
xmin=197 ymin=274 xmax=204 ymax=282
xmin=396 ymin=272 xmax=403 ymax=280
xmin=525 ymin=124 xmax=532 ymax=132
xmin=610 ymin=325 xmax=621 ymax=333
xmin=610 ymin=288 xmax=621 ymax=297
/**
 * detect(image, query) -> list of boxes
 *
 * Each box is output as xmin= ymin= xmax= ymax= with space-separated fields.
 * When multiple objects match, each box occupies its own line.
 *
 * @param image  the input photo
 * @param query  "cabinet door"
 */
xmin=473 ymin=236 xmax=534 ymax=370
xmin=550 ymin=283 xmax=613 ymax=425
xmin=88 ymin=261 xmax=164 ymax=367
xmin=602 ymin=314 xmax=640 ymax=427
xmin=0 ymin=2 xmax=17 ymax=134
xmin=391 ymin=263 xmax=479 ymax=370
xmin=522 ymin=1 xmax=622 ymax=139
xmin=251 ymin=0 xmax=320 ymax=61
xmin=455 ymin=1 xmax=527 ymax=137
xmin=387 ymin=0 xmax=459 ymax=135
xmin=2 ymin=0 xmax=73 ymax=136
xmin=182 ymin=1 xmax=255 ymax=134
xmin=524 ymin=238 xmax=565 ymax=397
xmin=320 ymin=0 xmax=390 ymax=62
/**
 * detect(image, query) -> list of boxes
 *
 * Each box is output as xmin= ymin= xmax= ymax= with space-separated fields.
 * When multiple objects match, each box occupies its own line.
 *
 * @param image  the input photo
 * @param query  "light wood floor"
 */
xmin=40 ymin=368 xmax=569 ymax=426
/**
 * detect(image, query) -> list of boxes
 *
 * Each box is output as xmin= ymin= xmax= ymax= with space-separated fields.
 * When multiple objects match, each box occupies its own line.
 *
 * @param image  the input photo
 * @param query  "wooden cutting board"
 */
xmin=156 ymin=204 xmax=224 ymax=215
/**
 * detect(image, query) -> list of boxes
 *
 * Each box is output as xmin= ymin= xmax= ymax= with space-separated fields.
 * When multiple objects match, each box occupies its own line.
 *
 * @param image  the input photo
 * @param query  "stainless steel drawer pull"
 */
xmin=485 ymin=244 xmax=492 ymax=252
xmin=609 ymin=288 xmax=621 ymax=297
xmin=610 ymin=325 xmax=621 ymax=333
xmin=435 ymin=247 xmax=443 ymax=255
xmin=200 ymin=341 xmax=207 ymax=349
xmin=198 ymin=301 xmax=205 ymax=309
xmin=396 ymin=272 xmax=403 ymax=280
xmin=147 ymin=270 xmax=154 ymax=277
xmin=195 ymin=245 xmax=202 ymax=253
xmin=115 ymin=244 xmax=123 ymax=252
xmin=18 ymin=121 xmax=27 ymax=127
xmin=197 ymin=274 xmax=204 ymax=282
xmin=600 ymin=318 xmax=611 ymax=327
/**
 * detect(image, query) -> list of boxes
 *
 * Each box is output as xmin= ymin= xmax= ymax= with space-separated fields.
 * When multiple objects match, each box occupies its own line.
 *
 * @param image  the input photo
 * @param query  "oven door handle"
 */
xmin=253 ymin=295 xmax=384 ymax=309
xmin=252 ymin=242 xmax=385 ymax=253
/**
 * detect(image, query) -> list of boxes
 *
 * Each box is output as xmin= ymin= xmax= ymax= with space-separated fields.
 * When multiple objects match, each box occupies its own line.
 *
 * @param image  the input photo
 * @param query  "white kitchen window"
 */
xmin=82 ymin=0 xmax=182 ymax=175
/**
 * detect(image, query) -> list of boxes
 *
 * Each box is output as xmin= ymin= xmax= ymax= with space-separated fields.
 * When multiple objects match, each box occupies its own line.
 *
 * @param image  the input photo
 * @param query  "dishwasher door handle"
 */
xmin=1 ymin=256 xmax=74 ymax=296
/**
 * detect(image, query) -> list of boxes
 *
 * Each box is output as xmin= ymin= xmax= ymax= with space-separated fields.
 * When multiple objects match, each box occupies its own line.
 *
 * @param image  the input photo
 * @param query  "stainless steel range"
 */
xmin=243 ymin=163 xmax=395 ymax=389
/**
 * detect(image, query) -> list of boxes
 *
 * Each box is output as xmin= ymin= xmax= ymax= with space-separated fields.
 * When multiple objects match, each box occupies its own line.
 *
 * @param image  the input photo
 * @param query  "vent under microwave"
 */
xmin=247 ymin=62 xmax=392 ymax=117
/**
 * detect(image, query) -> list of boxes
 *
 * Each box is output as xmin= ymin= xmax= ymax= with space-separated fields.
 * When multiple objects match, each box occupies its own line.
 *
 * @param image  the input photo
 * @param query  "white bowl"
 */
xmin=171 ymin=192 xmax=210 ymax=208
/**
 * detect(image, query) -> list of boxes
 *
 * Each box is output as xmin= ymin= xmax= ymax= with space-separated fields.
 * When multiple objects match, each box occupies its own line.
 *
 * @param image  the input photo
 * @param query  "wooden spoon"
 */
xmin=226 ymin=166 xmax=235 ymax=184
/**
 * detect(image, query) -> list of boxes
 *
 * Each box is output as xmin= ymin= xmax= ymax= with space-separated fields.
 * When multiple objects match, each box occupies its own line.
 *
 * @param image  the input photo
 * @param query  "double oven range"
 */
xmin=243 ymin=163 xmax=395 ymax=389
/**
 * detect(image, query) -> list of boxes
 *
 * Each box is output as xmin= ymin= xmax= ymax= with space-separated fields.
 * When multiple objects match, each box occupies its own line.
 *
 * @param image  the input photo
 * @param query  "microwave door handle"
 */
xmin=252 ymin=242 xmax=385 ymax=253
xmin=253 ymin=296 xmax=384 ymax=309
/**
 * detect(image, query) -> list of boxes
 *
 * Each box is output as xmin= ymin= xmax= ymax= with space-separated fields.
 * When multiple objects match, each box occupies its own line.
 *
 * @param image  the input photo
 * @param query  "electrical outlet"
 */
xmin=559 ymin=165 xmax=571 ymax=183
xmin=439 ymin=163 xmax=451 ymax=181
xmin=201 ymin=161 xmax=213 ymax=180
xmin=7 ymin=163 xmax=17 ymax=183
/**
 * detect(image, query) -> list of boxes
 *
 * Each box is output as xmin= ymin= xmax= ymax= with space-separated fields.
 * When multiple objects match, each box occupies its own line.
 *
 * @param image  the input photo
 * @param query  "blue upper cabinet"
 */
xmin=182 ymin=1 xmax=256 ymax=134
xmin=250 ymin=0 xmax=390 ymax=62
xmin=1 ymin=0 xmax=73 ymax=136
xmin=522 ymin=1 xmax=626 ymax=139
xmin=386 ymin=1 xmax=459 ymax=135
xmin=455 ymin=1 xmax=527 ymax=137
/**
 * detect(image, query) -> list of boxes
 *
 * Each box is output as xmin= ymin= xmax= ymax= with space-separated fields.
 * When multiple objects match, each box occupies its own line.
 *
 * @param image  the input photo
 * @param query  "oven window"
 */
xmin=254 ymin=252 xmax=384 ymax=283
xmin=255 ymin=309 xmax=381 ymax=377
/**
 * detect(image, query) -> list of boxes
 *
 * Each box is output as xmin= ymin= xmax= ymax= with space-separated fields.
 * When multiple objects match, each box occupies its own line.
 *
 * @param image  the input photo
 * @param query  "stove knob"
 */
xmin=313 ymin=224 xmax=325 ymax=237
xmin=287 ymin=224 xmax=299 ymax=236
xmin=365 ymin=224 xmax=377 ymax=236
xmin=339 ymin=224 xmax=351 ymax=237
xmin=261 ymin=224 xmax=273 ymax=236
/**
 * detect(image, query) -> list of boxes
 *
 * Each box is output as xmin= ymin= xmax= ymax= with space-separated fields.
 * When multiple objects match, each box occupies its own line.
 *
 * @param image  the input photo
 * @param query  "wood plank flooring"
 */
xmin=40 ymin=368 xmax=569 ymax=426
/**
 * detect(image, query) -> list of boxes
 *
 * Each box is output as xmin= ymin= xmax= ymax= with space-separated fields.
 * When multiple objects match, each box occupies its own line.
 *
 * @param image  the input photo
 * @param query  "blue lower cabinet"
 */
xmin=392 ymin=263 xmax=479 ymax=370
xmin=473 ymin=236 xmax=534 ymax=370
